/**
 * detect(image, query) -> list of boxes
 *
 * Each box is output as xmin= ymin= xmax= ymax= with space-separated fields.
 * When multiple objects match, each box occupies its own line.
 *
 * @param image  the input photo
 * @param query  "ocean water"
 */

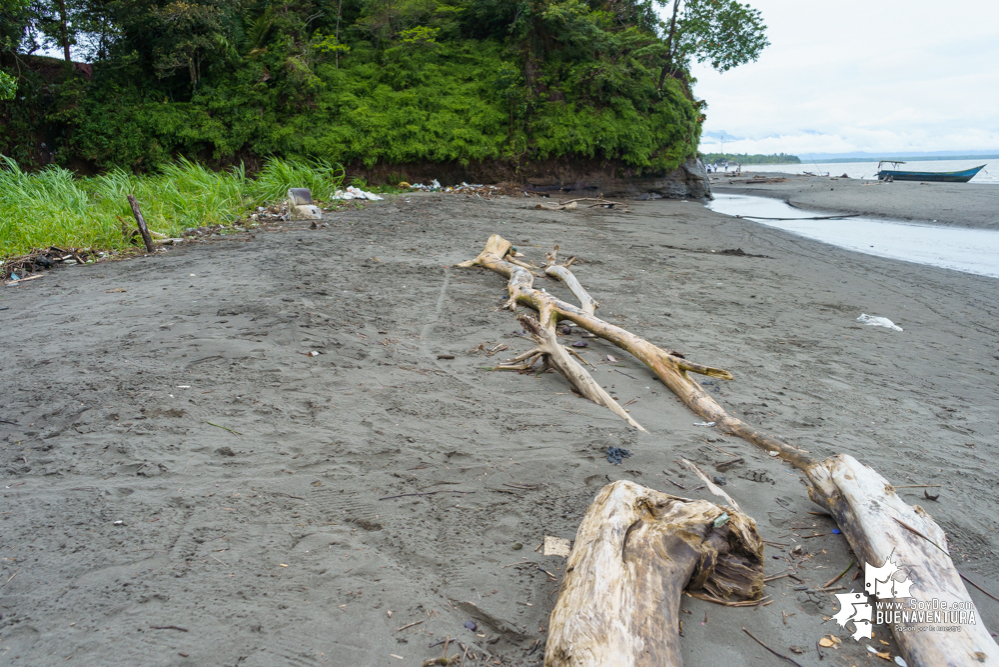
xmin=705 ymin=193 xmax=999 ymax=279
xmin=725 ymin=159 xmax=998 ymax=184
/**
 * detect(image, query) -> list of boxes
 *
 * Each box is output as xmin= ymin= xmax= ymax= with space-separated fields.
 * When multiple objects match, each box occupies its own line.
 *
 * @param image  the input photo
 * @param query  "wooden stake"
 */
xmin=127 ymin=194 xmax=155 ymax=253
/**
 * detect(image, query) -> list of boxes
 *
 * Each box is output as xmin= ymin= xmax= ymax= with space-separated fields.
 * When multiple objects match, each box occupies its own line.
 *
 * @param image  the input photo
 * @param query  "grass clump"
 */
xmin=0 ymin=156 xmax=344 ymax=258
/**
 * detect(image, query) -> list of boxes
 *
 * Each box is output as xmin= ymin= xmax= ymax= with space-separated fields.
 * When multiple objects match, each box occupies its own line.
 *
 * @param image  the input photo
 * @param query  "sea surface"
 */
xmin=705 ymin=193 xmax=999 ymax=279
xmin=726 ymin=159 xmax=997 ymax=184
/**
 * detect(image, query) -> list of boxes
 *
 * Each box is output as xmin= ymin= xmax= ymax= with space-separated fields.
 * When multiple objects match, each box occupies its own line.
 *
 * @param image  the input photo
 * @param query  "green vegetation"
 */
xmin=0 ymin=156 xmax=344 ymax=256
xmin=2 ymin=0 xmax=767 ymax=177
xmin=701 ymin=152 xmax=800 ymax=164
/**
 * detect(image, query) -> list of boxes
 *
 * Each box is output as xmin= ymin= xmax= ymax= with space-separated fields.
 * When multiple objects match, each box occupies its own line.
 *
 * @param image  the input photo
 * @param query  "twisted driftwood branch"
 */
xmin=457 ymin=234 xmax=808 ymax=465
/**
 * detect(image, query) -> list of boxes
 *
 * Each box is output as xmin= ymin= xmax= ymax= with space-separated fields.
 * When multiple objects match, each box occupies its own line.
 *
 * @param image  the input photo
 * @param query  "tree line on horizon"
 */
xmin=1 ymin=0 xmax=768 ymax=176
xmin=700 ymin=152 xmax=799 ymax=164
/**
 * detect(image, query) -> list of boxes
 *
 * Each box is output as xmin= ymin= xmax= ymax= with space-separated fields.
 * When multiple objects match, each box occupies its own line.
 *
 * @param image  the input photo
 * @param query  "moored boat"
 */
xmin=876 ymin=160 xmax=986 ymax=183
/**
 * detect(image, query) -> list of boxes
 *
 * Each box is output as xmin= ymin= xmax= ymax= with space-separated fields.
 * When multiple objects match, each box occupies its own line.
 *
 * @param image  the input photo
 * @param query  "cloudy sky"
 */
xmin=690 ymin=1 xmax=999 ymax=157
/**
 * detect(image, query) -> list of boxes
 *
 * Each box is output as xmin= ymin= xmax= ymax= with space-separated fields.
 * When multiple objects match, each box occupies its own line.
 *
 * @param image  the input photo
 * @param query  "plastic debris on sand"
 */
xmin=333 ymin=186 xmax=384 ymax=201
xmin=606 ymin=447 xmax=632 ymax=465
xmin=856 ymin=313 xmax=903 ymax=331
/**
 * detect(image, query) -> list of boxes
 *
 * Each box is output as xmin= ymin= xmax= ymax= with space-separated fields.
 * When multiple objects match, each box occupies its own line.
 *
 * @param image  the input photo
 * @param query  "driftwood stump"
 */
xmin=545 ymin=481 xmax=764 ymax=667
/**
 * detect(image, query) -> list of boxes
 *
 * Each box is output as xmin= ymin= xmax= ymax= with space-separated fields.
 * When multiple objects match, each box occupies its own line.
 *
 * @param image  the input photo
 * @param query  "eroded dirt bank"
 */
xmin=1 ymin=192 xmax=997 ymax=666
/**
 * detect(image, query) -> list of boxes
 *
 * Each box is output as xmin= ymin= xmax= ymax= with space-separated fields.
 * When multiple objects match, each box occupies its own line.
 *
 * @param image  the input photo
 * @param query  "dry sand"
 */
xmin=1 ymin=186 xmax=997 ymax=666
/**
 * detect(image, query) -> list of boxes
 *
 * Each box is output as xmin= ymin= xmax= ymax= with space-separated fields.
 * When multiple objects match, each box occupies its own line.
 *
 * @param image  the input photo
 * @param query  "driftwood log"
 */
xmin=807 ymin=455 xmax=998 ymax=666
xmin=545 ymin=480 xmax=764 ymax=667
xmin=458 ymin=235 xmax=999 ymax=667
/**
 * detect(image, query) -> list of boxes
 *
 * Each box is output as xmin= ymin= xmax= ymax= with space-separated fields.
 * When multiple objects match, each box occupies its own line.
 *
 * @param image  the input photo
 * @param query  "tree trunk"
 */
xmin=58 ymin=0 xmax=71 ymax=62
xmin=545 ymin=480 xmax=764 ymax=667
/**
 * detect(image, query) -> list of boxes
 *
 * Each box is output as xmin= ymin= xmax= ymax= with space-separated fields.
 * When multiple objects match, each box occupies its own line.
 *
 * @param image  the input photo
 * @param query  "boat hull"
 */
xmin=877 ymin=164 xmax=985 ymax=183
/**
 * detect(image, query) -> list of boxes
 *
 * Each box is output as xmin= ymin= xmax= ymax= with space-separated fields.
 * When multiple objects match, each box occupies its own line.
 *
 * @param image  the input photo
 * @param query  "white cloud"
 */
xmin=690 ymin=1 xmax=999 ymax=155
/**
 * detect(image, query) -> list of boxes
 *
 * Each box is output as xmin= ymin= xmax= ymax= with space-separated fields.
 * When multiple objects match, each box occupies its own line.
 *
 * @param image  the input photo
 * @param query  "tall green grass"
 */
xmin=0 ymin=157 xmax=345 ymax=257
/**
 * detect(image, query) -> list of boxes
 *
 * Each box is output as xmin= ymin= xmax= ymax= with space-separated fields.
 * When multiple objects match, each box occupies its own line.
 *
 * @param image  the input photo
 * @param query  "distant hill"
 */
xmin=701 ymin=153 xmax=801 ymax=164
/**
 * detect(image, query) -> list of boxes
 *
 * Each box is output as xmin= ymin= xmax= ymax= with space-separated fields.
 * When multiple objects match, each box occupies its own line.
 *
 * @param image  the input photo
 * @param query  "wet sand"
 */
xmin=1 ymin=189 xmax=997 ymax=666
xmin=712 ymin=171 xmax=999 ymax=229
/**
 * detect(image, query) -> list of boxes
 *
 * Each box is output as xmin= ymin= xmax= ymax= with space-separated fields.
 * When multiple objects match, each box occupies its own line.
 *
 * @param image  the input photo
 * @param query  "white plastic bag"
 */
xmin=856 ymin=313 xmax=902 ymax=331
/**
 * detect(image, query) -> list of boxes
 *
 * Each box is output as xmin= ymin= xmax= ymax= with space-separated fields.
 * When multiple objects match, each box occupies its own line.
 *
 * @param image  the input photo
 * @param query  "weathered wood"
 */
xmin=126 ymin=194 xmax=155 ymax=253
xmin=516 ymin=313 xmax=644 ymax=431
xmin=806 ymin=455 xmax=998 ymax=666
xmin=545 ymin=480 xmax=764 ymax=667
xmin=545 ymin=245 xmax=597 ymax=315
xmin=461 ymin=235 xmax=998 ymax=666
xmin=458 ymin=235 xmax=808 ymax=464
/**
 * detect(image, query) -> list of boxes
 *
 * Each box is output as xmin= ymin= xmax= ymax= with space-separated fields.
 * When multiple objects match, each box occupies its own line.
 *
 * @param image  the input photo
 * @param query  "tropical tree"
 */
xmin=657 ymin=0 xmax=768 ymax=87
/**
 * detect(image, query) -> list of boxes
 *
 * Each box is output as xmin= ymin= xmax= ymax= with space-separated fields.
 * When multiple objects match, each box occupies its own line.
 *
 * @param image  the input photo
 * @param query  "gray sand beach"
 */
xmin=1 ymin=183 xmax=997 ymax=666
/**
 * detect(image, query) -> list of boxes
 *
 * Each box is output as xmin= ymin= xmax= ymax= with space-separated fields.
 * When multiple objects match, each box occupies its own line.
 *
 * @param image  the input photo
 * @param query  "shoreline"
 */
xmin=1 ymin=189 xmax=996 ymax=665
xmin=711 ymin=171 xmax=999 ymax=230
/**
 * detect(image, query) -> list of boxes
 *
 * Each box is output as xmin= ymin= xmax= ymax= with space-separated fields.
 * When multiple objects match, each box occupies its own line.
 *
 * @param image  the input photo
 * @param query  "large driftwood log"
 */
xmin=545 ymin=481 xmax=764 ymax=667
xmin=807 ymin=455 xmax=998 ymax=666
xmin=459 ymin=235 xmax=999 ymax=667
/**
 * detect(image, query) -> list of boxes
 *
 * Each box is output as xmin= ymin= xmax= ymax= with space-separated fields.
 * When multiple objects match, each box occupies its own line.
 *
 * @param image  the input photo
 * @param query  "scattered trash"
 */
xmin=694 ymin=421 xmax=716 ymax=427
xmin=832 ymin=528 xmax=841 ymax=534
xmin=334 ymin=186 xmax=384 ymax=201
xmin=606 ymin=355 xmax=618 ymax=362
xmin=464 ymin=621 xmax=477 ymax=631
xmin=303 ymin=350 xmax=320 ymax=357
xmin=544 ymin=536 xmax=571 ymax=557
xmin=287 ymin=188 xmax=323 ymax=220
xmin=713 ymin=512 xmax=729 ymax=527
xmin=437 ymin=354 xmax=455 ymax=360
xmin=895 ymin=657 xmax=907 ymax=667
xmin=536 ymin=201 xmax=578 ymax=211
xmin=113 ymin=520 xmax=124 ymax=526
xmin=606 ymin=447 xmax=631 ymax=464
xmin=572 ymin=341 xmax=588 ymax=348
xmin=856 ymin=313 xmax=903 ymax=331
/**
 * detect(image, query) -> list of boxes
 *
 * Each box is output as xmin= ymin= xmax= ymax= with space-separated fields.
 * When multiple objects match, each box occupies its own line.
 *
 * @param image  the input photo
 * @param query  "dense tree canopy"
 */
xmin=0 ymin=0 xmax=767 ymax=174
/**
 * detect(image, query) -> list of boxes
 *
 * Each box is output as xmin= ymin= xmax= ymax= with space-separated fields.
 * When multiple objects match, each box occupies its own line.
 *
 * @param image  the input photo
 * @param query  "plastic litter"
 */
xmin=333 ymin=186 xmax=384 ymax=201
xmin=856 ymin=313 xmax=902 ymax=331
xmin=606 ymin=447 xmax=631 ymax=465
xmin=694 ymin=421 xmax=716 ymax=427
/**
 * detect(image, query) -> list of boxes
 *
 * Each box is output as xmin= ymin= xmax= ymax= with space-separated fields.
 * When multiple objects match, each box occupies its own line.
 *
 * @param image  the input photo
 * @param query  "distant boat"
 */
xmin=877 ymin=160 xmax=985 ymax=183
